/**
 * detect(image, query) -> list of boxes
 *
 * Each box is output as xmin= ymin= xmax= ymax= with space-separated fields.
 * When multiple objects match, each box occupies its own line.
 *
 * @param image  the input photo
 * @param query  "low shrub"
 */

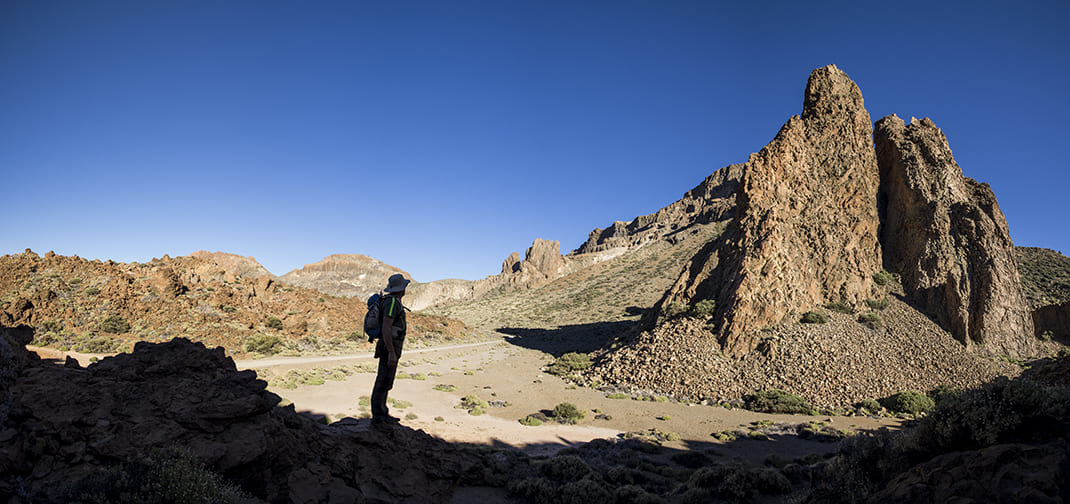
xmin=519 ymin=415 xmax=544 ymax=427
xmin=856 ymin=398 xmax=881 ymax=413
xmin=547 ymin=352 xmax=592 ymax=376
xmin=243 ymin=333 xmax=281 ymax=355
xmin=745 ymin=389 xmax=816 ymax=415
xmin=858 ymin=312 xmax=882 ymax=330
xmin=537 ymin=455 xmax=591 ymax=482
xmin=864 ymin=297 xmax=890 ymax=310
xmin=800 ymin=311 xmax=828 ymax=324
xmin=881 ymin=390 xmax=934 ymax=414
xmin=433 ymin=384 xmax=457 ymax=392
xmin=457 ymin=395 xmax=488 ymax=415
xmin=345 ymin=331 xmax=363 ymax=342
xmin=551 ymin=402 xmax=585 ymax=424
xmin=824 ymin=301 xmax=854 ymax=314
xmin=607 ymin=392 xmax=629 ymax=399
xmin=663 ymin=302 xmax=688 ymax=320
xmin=873 ymin=270 xmax=895 ymax=286
xmin=100 ymin=315 xmax=130 ymax=334
xmin=690 ymin=299 xmax=717 ymax=318
xmin=84 ymin=286 xmax=102 ymax=296
xmin=265 ymin=316 xmax=283 ymax=330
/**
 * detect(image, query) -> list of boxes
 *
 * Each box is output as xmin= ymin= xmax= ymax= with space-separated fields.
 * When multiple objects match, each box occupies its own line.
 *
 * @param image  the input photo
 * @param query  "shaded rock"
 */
xmin=149 ymin=266 xmax=186 ymax=298
xmin=1034 ymin=300 xmax=1070 ymax=339
xmin=0 ymin=335 xmax=480 ymax=503
xmin=869 ymin=441 xmax=1070 ymax=504
xmin=658 ymin=64 xmax=882 ymax=356
xmin=875 ymin=114 xmax=1035 ymax=358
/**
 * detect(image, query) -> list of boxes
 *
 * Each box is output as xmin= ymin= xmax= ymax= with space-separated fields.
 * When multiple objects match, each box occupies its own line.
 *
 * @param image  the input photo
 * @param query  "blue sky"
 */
xmin=2 ymin=1 xmax=1067 ymax=282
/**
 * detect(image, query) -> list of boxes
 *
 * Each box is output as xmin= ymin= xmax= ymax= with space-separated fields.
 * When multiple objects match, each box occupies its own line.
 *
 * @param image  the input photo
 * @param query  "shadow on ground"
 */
xmin=497 ymin=320 xmax=638 ymax=357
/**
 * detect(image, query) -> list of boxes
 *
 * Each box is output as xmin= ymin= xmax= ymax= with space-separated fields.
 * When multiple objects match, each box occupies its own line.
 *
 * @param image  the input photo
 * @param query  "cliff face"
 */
xmin=875 ymin=115 xmax=1036 ymax=358
xmin=657 ymin=65 xmax=883 ymax=357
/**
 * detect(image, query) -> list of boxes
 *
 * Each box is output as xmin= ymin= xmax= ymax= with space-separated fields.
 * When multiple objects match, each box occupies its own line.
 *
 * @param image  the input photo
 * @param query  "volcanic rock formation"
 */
xmin=875 ymin=115 xmax=1035 ymax=358
xmin=656 ymin=64 xmax=883 ymax=357
xmin=278 ymin=254 xmax=413 ymax=299
xmin=189 ymin=250 xmax=274 ymax=279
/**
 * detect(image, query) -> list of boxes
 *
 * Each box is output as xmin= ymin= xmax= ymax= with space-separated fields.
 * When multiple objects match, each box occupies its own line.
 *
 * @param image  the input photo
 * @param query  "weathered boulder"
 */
xmin=875 ymin=114 xmax=1035 ymax=358
xmin=658 ymin=64 xmax=883 ymax=356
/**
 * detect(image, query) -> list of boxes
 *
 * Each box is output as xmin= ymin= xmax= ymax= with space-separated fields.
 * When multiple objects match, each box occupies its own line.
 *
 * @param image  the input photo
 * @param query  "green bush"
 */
xmin=547 ymin=352 xmax=592 ymax=376
xmin=457 ymin=395 xmax=488 ymax=415
xmin=433 ymin=384 xmax=458 ymax=392
xmin=858 ymin=312 xmax=882 ymax=330
xmin=857 ymin=398 xmax=881 ymax=413
xmin=265 ymin=316 xmax=283 ymax=330
xmin=864 ymin=297 xmax=890 ymax=310
xmin=519 ymin=415 xmax=544 ymax=426
xmin=1039 ymin=330 xmax=1054 ymax=341
xmin=345 ymin=331 xmax=363 ymax=342
xmin=800 ymin=311 xmax=828 ymax=324
xmin=873 ymin=270 xmax=895 ymax=286
xmin=607 ymin=392 xmax=629 ymax=399
xmin=824 ymin=301 xmax=854 ymax=314
xmin=243 ymin=333 xmax=281 ymax=355
xmin=84 ymin=286 xmax=101 ymax=296
xmin=881 ymin=390 xmax=934 ymax=414
xmin=690 ymin=299 xmax=717 ymax=318
xmin=75 ymin=336 xmax=120 ymax=354
xmin=551 ymin=402 xmax=585 ymax=424
xmin=745 ymin=389 xmax=816 ymax=415
xmin=65 ymin=446 xmax=246 ymax=504
xmin=537 ymin=455 xmax=591 ymax=482
xmin=100 ymin=315 xmax=130 ymax=334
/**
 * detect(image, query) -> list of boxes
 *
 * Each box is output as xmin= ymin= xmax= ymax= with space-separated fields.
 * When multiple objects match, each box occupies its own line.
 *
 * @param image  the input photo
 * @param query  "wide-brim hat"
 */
xmin=384 ymin=273 xmax=410 ymax=293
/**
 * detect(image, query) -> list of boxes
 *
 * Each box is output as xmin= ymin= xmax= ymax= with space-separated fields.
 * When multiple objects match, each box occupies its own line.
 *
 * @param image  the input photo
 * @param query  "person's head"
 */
xmin=384 ymin=274 xmax=409 ymax=297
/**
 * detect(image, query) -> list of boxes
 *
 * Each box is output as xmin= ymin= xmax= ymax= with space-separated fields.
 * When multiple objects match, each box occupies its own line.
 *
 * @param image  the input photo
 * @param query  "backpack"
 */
xmin=363 ymin=292 xmax=384 ymax=342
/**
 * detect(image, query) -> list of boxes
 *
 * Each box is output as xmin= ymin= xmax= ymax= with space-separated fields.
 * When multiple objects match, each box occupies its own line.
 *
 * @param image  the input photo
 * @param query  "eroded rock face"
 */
xmin=875 ymin=114 xmax=1035 ymax=358
xmin=574 ymin=164 xmax=743 ymax=255
xmin=1034 ymin=300 xmax=1070 ymax=339
xmin=658 ymin=64 xmax=883 ymax=356
xmin=0 ymin=336 xmax=479 ymax=503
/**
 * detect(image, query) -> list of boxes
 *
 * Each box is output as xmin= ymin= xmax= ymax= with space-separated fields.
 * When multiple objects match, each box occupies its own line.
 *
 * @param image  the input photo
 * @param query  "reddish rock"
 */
xmin=875 ymin=115 xmax=1035 ymax=358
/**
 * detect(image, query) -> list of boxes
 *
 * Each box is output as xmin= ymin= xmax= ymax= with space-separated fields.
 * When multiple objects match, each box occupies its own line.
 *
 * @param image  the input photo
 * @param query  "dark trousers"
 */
xmin=370 ymin=339 xmax=400 ymax=418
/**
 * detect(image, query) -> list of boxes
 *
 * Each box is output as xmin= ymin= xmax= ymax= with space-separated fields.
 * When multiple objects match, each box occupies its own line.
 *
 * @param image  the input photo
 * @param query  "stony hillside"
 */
xmin=277 ymin=254 xmax=412 ymax=300
xmin=188 ymin=250 xmax=274 ymax=279
xmin=1017 ymin=246 xmax=1070 ymax=308
xmin=0 ymin=249 xmax=479 ymax=358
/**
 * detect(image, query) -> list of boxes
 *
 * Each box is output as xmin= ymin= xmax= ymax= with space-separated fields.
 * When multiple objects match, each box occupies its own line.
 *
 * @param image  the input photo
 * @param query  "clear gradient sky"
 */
xmin=2 ymin=1 xmax=1067 ymax=281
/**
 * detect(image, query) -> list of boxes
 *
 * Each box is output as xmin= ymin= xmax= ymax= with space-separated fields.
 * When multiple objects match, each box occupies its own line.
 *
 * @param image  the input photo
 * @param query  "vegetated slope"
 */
xmin=429 ymin=221 xmax=726 ymax=349
xmin=1016 ymin=246 xmax=1070 ymax=308
xmin=0 ymin=249 xmax=478 ymax=357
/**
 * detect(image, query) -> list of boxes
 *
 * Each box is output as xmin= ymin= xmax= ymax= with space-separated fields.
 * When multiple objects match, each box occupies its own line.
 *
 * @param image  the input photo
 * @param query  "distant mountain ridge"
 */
xmin=277 ymin=254 xmax=412 ymax=300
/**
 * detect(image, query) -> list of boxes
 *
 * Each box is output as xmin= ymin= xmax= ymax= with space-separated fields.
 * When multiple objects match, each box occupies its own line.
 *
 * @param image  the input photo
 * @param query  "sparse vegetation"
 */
xmin=856 ymin=398 xmax=881 ymax=413
xmin=243 ymin=333 xmax=281 ymax=355
xmin=457 ymin=395 xmax=489 ymax=416
xmin=858 ymin=312 xmax=882 ymax=330
xmin=881 ymin=390 xmax=934 ymax=414
xmin=824 ymin=301 xmax=854 ymax=314
xmin=873 ymin=269 xmax=895 ymax=286
xmin=546 ymin=352 xmax=592 ymax=376
xmin=864 ymin=297 xmax=890 ymax=310
xmin=519 ymin=414 xmax=544 ymax=427
xmin=100 ymin=315 xmax=130 ymax=334
xmin=745 ymin=389 xmax=816 ymax=415
xmin=800 ymin=311 xmax=828 ymax=324
xmin=265 ymin=316 xmax=283 ymax=330
xmin=551 ymin=402 xmax=584 ymax=424
xmin=607 ymin=392 xmax=629 ymax=399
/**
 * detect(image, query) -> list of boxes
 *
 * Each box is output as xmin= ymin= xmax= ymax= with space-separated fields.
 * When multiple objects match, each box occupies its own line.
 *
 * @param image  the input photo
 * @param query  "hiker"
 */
xmin=370 ymin=273 xmax=409 ymax=426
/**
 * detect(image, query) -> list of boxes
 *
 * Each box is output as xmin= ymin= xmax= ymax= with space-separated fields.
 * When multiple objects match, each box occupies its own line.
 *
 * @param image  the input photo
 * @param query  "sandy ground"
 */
xmin=232 ymin=337 xmax=902 ymax=461
xmin=29 ymin=339 xmax=901 ymax=461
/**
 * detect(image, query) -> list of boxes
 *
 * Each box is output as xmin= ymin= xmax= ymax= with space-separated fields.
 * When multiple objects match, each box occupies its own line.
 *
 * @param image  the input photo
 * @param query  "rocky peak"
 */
xmin=658 ymin=64 xmax=883 ymax=357
xmin=875 ymin=114 xmax=1035 ymax=357
xmin=188 ymin=250 xmax=273 ymax=279
xmin=278 ymin=254 xmax=413 ymax=299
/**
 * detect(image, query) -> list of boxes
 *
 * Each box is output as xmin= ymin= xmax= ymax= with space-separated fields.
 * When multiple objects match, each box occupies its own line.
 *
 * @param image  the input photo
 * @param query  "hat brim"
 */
xmin=384 ymin=279 xmax=410 ymax=293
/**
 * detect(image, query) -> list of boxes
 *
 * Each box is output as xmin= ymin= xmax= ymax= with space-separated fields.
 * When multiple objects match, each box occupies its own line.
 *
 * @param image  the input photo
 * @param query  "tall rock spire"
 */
xmin=658 ymin=64 xmax=883 ymax=356
xmin=875 ymin=115 xmax=1036 ymax=358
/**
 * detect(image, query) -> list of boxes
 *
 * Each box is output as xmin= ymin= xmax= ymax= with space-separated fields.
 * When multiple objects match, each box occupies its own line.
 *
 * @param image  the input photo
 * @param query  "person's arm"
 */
xmin=382 ymin=313 xmax=398 ymax=366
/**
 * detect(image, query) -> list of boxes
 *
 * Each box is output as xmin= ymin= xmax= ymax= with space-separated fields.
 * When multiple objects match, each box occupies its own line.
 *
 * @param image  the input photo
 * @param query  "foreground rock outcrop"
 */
xmin=0 ymin=333 xmax=481 ymax=503
xmin=875 ymin=115 xmax=1035 ymax=358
